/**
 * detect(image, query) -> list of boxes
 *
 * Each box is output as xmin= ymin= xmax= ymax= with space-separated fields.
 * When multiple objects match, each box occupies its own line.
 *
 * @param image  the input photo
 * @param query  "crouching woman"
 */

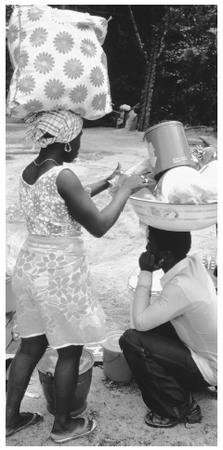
xmin=120 ymin=226 xmax=217 ymax=428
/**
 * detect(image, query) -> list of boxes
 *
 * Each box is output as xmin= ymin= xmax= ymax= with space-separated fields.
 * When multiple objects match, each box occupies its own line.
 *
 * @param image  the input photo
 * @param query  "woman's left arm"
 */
xmin=87 ymin=163 xmax=121 ymax=197
xmin=88 ymin=179 xmax=110 ymax=197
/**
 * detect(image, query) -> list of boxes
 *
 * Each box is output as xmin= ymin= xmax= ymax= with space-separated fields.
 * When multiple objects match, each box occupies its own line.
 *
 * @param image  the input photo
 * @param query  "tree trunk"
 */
xmin=138 ymin=29 xmax=163 ymax=131
xmin=138 ymin=9 xmax=170 ymax=131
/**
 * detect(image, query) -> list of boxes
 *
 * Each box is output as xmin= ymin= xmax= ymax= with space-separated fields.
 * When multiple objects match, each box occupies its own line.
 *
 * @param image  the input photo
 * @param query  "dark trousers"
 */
xmin=119 ymin=323 xmax=209 ymax=419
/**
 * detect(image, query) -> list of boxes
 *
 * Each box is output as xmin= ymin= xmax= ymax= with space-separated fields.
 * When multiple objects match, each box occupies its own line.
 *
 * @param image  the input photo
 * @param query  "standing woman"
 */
xmin=6 ymin=110 xmax=146 ymax=443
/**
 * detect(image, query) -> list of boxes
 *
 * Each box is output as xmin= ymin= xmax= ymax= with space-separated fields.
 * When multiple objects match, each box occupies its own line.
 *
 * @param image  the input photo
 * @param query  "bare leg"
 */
xmin=6 ymin=334 xmax=48 ymax=430
xmin=52 ymin=345 xmax=84 ymax=434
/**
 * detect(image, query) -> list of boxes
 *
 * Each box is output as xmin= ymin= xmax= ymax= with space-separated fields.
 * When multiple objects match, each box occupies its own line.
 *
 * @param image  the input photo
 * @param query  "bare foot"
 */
xmin=7 ymin=412 xmax=34 ymax=430
xmin=52 ymin=416 xmax=87 ymax=434
xmin=51 ymin=417 xmax=96 ymax=443
xmin=6 ymin=412 xmax=43 ymax=437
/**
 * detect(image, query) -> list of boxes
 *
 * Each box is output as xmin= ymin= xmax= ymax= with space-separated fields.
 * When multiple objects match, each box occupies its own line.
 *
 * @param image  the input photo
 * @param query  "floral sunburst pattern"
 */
xmin=30 ymin=27 xmax=48 ymax=47
xmin=20 ymin=29 xmax=27 ymax=42
xmin=34 ymin=52 xmax=55 ymax=74
xmin=53 ymin=103 xmax=69 ymax=111
xmin=18 ymin=76 xmax=35 ymax=94
xmin=7 ymin=6 xmax=112 ymax=121
xmin=69 ymin=85 xmax=88 ymax=104
xmin=27 ymin=7 xmax=44 ymax=22
xmin=94 ymin=27 xmax=103 ymax=44
xmin=53 ymin=32 xmax=74 ymax=54
xmin=44 ymin=79 xmax=65 ymax=100
xmin=7 ymin=25 xmax=19 ymax=43
xmin=90 ymin=66 xmax=104 ymax=87
xmin=80 ymin=39 xmax=97 ymax=58
xmin=74 ymin=107 xmax=86 ymax=116
xmin=63 ymin=58 xmax=84 ymax=80
xmin=76 ymin=22 xmax=90 ymax=32
xmin=24 ymin=99 xmax=44 ymax=113
xmin=91 ymin=93 xmax=107 ymax=111
xmin=13 ymin=46 xmax=20 ymax=65
xmin=17 ymin=50 xmax=29 ymax=69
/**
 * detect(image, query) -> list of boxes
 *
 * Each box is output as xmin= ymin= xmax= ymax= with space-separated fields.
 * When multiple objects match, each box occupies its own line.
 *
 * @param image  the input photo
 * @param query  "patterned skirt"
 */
xmin=12 ymin=234 xmax=106 ymax=348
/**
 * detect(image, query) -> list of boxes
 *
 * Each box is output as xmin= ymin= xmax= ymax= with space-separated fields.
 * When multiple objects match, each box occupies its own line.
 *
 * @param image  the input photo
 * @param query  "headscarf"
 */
xmin=25 ymin=110 xmax=83 ymax=148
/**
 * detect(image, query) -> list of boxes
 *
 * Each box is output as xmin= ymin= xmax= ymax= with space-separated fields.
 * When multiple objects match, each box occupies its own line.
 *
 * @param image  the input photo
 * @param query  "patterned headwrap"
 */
xmin=25 ymin=110 xmax=83 ymax=148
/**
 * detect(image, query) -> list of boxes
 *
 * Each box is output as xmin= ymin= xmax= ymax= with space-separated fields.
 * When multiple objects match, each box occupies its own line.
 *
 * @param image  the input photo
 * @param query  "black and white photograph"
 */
xmin=5 ymin=1 xmax=219 ymax=446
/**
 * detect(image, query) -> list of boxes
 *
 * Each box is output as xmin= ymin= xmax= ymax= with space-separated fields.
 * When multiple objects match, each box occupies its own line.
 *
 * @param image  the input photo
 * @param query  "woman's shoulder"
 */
xmin=38 ymin=165 xmax=77 ymax=182
xmin=56 ymin=166 xmax=78 ymax=180
xmin=56 ymin=166 xmax=81 ymax=192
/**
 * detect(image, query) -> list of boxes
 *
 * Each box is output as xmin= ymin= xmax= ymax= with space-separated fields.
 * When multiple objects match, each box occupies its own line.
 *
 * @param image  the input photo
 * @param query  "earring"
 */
xmin=64 ymin=142 xmax=72 ymax=152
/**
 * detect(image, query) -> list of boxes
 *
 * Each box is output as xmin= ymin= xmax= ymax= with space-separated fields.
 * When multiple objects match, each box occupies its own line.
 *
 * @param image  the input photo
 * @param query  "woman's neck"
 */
xmin=37 ymin=143 xmax=64 ymax=165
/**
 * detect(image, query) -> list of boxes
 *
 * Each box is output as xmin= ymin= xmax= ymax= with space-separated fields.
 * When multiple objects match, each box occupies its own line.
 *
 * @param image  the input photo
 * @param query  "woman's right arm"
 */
xmin=57 ymin=168 xmax=145 ymax=237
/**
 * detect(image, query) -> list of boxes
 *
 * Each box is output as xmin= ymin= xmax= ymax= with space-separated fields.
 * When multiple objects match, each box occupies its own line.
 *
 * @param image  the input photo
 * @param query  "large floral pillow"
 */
xmin=7 ymin=5 xmax=112 ymax=120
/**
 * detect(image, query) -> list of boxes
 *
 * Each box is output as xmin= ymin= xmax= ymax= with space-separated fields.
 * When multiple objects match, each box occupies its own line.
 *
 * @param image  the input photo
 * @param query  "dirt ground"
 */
xmin=6 ymin=124 xmax=217 ymax=446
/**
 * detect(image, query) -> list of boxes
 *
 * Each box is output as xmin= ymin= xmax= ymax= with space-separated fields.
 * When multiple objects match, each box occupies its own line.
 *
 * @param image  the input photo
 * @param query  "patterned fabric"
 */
xmin=7 ymin=5 xmax=112 ymax=120
xmin=12 ymin=235 xmax=106 ymax=347
xmin=25 ymin=110 xmax=83 ymax=148
xmin=20 ymin=166 xmax=82 ymax=236
xmin=12 ymin=166 xmax=106 ymax=347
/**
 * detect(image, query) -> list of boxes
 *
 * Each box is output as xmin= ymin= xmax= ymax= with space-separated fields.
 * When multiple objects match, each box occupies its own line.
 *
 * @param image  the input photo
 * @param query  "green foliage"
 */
xmin=151 ymin=5 xmax=217 ymax=126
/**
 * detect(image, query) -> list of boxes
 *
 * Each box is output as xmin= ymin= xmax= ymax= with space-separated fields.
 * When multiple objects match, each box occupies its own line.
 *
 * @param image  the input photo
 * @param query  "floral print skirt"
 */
xmin=12 ymin=234 xmax=106 ymax=348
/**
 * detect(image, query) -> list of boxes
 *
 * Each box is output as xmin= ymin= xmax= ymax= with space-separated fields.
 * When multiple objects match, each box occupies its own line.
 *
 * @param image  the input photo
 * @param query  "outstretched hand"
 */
xmin=106 ymin=163 xmax=122 ymax=183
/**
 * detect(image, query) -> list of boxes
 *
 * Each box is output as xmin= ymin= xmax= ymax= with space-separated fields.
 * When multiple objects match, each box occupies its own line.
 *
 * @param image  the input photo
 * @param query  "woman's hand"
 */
xmin=118 ymin=173 xmax=149 ymax=195
xmin=86 ymin=163 xmax=122 ymax=198
xmin=106 ymin=163 xmax=122 ymax=183
xmin=201 ymin=146 xmax=217 ymax=165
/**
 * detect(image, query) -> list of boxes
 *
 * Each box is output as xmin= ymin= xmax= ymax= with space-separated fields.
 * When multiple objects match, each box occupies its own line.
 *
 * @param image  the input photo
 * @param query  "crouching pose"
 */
xmin=120 ymin=226 xmax=217 ymax=428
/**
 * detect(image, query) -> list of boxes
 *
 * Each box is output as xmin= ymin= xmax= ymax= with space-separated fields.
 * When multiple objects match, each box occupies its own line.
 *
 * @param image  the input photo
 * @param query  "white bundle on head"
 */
xmin=7 ymin=5 xmax=112 ymax=120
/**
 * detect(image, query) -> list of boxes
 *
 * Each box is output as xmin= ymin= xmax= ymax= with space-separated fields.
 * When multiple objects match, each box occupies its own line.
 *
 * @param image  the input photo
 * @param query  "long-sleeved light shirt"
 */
xmin=132 ymin=253 xmax=217 ymax=386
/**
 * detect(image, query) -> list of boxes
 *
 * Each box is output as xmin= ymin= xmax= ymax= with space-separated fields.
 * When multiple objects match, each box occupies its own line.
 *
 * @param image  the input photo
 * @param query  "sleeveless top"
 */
xmin=19 ymin=165 xmax=86 ymax=237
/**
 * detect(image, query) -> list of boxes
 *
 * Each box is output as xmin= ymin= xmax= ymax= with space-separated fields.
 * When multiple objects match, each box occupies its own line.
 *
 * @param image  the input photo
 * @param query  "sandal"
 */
xmin=50 ymin=417 xmax=97 ymax=443
xmin=145 ymin=400 xmax=202 ymax=428
xmin=145 ymin=411 xmax=179 ymax=428
xmin=6 ymin=412 xmax=43 ymax=437
xmin=184 ymin=401 xmax=202 ymax=424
